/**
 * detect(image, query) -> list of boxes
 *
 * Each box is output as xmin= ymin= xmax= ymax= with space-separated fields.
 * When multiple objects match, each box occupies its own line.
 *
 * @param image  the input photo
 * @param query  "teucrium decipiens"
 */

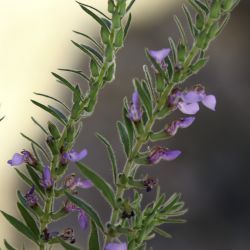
xmin=1 ymin=0 xmax=240 ymax=249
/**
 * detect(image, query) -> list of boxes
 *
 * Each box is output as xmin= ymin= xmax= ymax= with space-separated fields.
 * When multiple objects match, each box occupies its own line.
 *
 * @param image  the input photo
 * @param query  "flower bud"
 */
xmin=222 ymin=0 xmax=234 ymax=12
xmin=48 ymin=121 xmax=60 ymax=139
xmin=100 ymin=26 xmax=110 ymax=45
xmin=108 ymin=0 xmax=115 ymax=13
xmin=210 ymin=0 xmax=221 ymax=20
xmin=90 ymin=59 xmax=99 ymax=77
xmin=117 ymin=0 xmax=126 ymax=16
xmin=208 ymin=23 xmax=219 ymax=40
xmin=196 ymin=30 xmax=208 ymax=50
xmin=114 ymin=28 xmax=124 ymax=48
xmin=177 ymin=43 xmax=186 ymax=63
xmin=112 ymin=13 xmax=121 ymax=29
xmin=195 ymin=13 xmax=205 ymax=30
xmin=104 ymin=62 xmax=116 ymax=82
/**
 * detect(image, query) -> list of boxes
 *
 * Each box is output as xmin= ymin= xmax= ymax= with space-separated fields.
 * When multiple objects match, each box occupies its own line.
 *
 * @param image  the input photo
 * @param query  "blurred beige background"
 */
xmin=0 ymin=0 xmax=180 ymax=248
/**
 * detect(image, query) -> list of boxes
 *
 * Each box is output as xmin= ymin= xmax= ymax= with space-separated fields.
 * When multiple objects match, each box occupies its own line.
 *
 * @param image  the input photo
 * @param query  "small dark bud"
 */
xmin=121 ymin=210 xmax=135 ymax=219
xmin=143 ymin=177 xmax=158 ymax=192
xmin=61 ymin=228 xmax=75 ymax=243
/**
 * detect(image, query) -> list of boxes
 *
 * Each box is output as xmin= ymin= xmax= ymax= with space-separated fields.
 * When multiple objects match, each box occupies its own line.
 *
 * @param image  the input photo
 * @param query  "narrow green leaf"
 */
xmin=124 ymin=13 xmax=132 ymax=40
xmin=26 ymin=166 xmax=45 ymax=196
xmin=190 ymin=57 xmax=208 ymax=74
xmin=58 ymin=68 xmax=90 ymax=82
xmin=126 ymin=0 xmax=136 ymax=12
xmin=88 ymin=220 xmax=100 ymax=250
xmin=31 ymin=143 xmax=44 ymax=167
xmin=65 ymin=192 xmax=104 ymax=231
xmin=216 ymin=14 xmax=230 ymax=37
xmin=143 ymin=65 xmax=155 ymax=100
xmin=77 ymin=3 xmax=110 ymax=31
xmin=165 ymin=55 xmax=174 ymax=80
xmin=117 ymin=121 xmax=131 ymax=156
xmin=71 ymin=41 xmax=101 ymax=66
xmin=0 ymin=116 xmax=5 ymax=122
xmin=31 ymin=100 xmax=67 ymax=125
xmin=174 ymin=15 xmax=188 ymax=47
xmin=48 ymin=105 xmax=68 ymax=124
xmin=133 ymin=79 xmax=152 ymax=118
xmin=168 ymin=37 xmax=178 ymax=64
xmin=31 ymin=117 xmax=48 ymax=135
xmin=34 ymin=92 xmax=70 ymax=112
xmin=51 ymin=72 xmax=75 ymax=91
xmin=20 ymin=133 xmax=49 ymax=160
xmin=56 ymin=238 xmax=81 ymax=250
xmin=0 ymin=211 xmax=38 ymax=244
xmin=188 ymin=0 xmax=207 ymax=14
xmin=194 ymin=0 xmax=209 ymax=14
xmin=77 ymin=2 xmax=111 ymax=20
xmin=80 ymin=44 xmax=103 ymax=62
xmin=122 ymin=97 xmax=134 ymax=147
xmin=153 ymin=227 xmax=172 ymax=239
xmin=76 ymin=162 xmax=116 ymax=208
xmin=96 ymin=133 xmax=118 ymax=184
xmin=17 ymin=202 xmax=39 ymax=237
xmin=73 ymin=30 xmax=103 ymax=51
xmin=4 ymin=240 xmax=16 ymax=250
xmin=182 ymin=4 xmax=195 ymax=36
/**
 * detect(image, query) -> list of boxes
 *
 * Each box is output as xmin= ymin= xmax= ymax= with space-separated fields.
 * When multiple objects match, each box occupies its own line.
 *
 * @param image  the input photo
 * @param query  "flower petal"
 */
xmin=161 ymin=150 xmax=182 ymax=161
xmin=66 ymin=149 xmax=88 ymax=162
xmin=178 ymin=117 xmax=195 ymax=128
xmin=76 ymin=179 xmax=93 ymax=189
xmin=181 ymin=90 xmax=204 ymax=103
xmin=178 ymin=102 xmax=200 ymax=115
xmin=7 ymin=153 xmax=25 ymax=166
xmin=78 ymin=210 xmax=88 ymax=230
xmin=148 ymin=48 xmax=171 ymax=63
xmin=202 ymin=94 xmax=216 ymax=111
xmin=105 ymin=242 xmax=127 ymax=250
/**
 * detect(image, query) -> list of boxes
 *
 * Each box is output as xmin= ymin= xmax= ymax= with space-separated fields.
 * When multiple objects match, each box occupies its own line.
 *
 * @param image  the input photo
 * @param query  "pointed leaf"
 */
xmin=96 ymin=133 xmax=118 ymax=184
xmin=73 ymin=30 xmax=103 ymax=51
xmin=31 ymin=100 xmax=67 ymax=125
xmin=51 ymin=72 xmax=75 ymax=91
xmin=77 ymin=2 xmax=110 ymax=31
xmin=4 ymin=240 xmax=17 ymax=250
xmin=56 ymin=238 xmax=81 ymax=250
xmin=126 ymin=0 xmax=136 ymax=12
xmin=31 ymin=117 xmax=48 ymax=135
xmin=26 ymin=166 xmax=45 ymax=196
xmin=124 ymin=13 xmax=132 ymax=39
xmin=80 ymin=44 xmax=103 ymax=62
xmin=0 ymin=116 xmax=5 ymax=122
xmin=182 ymin=4 xmax=195 ymax=37
xmin=88 ymin=220 xmax=100 ymax=250
xmin=168 ymin=37 xmax=178 ymax=64
xmin=0 ymin=211 xmax=38 ymax=244
xmin=117 ymin=121 xmax=131 ymax=156
xmin=58 ymin=68 xmax=90 ymax=82
xmin=17 ymin=202 xmax=39 ymax=237
xmin=153 ymin=227 xmax=172 ymax=239
xmin=133 ymin=79 xmax=152 ymax=118
xmin=65 ymin=192 xmax=104 ymax=231
xmin=174 ymin=15 xmax=188 ymax=46
xmin=76 ymin=162 xmax=116 ymax=208
xmin=34 ymin=92 xmax=70 ymax=111
xmin=20 ymin=133 xmax=49 ymax=160
xmin=194 ymin=0 xmax=209 ymax=14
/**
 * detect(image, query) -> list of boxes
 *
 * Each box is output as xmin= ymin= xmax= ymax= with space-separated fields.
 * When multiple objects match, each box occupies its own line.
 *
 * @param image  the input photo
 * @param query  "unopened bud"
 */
xmin=108 ymin=0 xmax=115 ymax=13
xmin=114 ymin=28 xmax=124 ymax=48
xmin=90 ymin=59 xmax=99 ymax=77
xmin=210 ymin=0 xmax=221 ymax=20
xmin=104 ymin=62 xmax=116 ymax=82
xmin=100 ymin=26 xmax=110 ymax=45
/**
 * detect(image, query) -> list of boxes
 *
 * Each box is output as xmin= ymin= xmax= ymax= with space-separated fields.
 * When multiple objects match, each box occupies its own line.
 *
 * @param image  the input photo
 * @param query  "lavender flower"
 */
xmin=7 ymin=150 xmax=37 ymax=167
xmin=148 ymin=48 xmax=171 ymax=69
xmin=128 ymin=91 xmax=143 ymax=122
xmin=165 ymin=117 xmax=195 ymax=136
xmin=24 ymin=185 xmax=38 ymax=207
xmin=61 ymin=148 xmax=88 ymax=163
xmin=78 ymin=210 xmax=88 ymax=230
xmin=40 ymin=166 xmax=54 ymax=189
xmin=148 ymin=146 xmax=181 ymax=165
xmin=64 ymin=173 xmax=93 ymax=191
xmin=64 ymin=201 xmax=89 ymax=231
xmin=105 ymin=242 xmax=127 ymax=250
xmin=168 ymin=85 xmax=216 ymax=115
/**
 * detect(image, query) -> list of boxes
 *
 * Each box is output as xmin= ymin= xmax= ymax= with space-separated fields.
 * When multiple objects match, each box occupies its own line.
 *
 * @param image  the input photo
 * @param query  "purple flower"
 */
xmin=64 ymin=173 xmax=93 ymax=191
xmin=41 ymin=166 xmax=54 ymax=189
xmin=148 ymin=146 xmax=181 ymax=165
xmin=148 ymin=48 xmax=171 ymax=69
xmin=64 ymin=201 xmax=89 ymax=231
xmin=7 ymin=150 xmax=37 ymax=167
xmin=165 ymin=117 xmax=195 ymax=136
xmin=62 ymin=149 xmax=88 ymax=163
xmin=25 ymin=185 xmax=38 ymax=207
xmin=105 ymin=242 xmax=127 ymax=250
xmin=168 ymin=85 xmax=216 ymax=115
xmin=128 ymin=91 xmax=143 ymax=122
xmin=78 ymin=210 xmax=88 ymax=230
